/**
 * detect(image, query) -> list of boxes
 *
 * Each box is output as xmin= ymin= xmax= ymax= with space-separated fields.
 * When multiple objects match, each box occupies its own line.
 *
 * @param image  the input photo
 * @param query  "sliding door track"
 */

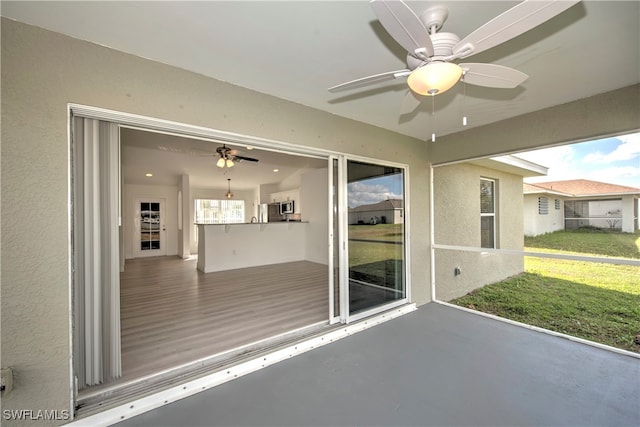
xmin=72 ymin=304 xmax=415 ymax=424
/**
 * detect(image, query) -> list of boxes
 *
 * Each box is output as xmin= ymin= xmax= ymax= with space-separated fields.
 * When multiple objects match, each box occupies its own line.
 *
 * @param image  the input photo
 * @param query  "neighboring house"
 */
xmin=524 ymin=179 xmax=640 ymax=235
xmin=349 ymin=199 xmax=403 ymax=224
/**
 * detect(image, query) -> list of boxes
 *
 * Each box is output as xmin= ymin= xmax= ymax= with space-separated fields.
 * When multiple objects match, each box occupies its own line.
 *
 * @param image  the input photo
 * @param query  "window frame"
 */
xmin=480 ymin=178 xmax=496 ymax=249
xmin=194 ymin=198 xmax=245 ymax=224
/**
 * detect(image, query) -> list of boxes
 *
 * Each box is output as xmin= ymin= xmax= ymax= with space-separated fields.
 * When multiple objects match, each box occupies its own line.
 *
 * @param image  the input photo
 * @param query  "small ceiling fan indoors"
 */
xmin=215 ymin=144 xmax=259 ymax=169
xmin=329 ymin=0 xmax=580 ymax=104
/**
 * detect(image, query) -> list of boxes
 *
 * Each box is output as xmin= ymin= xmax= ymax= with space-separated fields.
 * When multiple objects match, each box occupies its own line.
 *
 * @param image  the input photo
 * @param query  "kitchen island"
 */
xmin=196 ymin=222 xmax=308 ymax=273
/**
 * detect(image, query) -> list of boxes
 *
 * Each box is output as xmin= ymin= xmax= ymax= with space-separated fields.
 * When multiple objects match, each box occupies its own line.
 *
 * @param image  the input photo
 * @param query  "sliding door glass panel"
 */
xmin=347 ymin=160 xmax=405 ymax=315
xmin=332 ymin=158 xmax=341 ymax=319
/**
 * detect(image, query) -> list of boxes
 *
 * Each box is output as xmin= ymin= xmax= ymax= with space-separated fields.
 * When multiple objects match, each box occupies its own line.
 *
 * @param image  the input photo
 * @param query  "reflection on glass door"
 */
xmin=141 ymin=202 xmax=161 ymax=250
xmin=136 ymin=199 xmax=166 ymax=257
xmin=347 ymin=160 xmax=405 ymax=315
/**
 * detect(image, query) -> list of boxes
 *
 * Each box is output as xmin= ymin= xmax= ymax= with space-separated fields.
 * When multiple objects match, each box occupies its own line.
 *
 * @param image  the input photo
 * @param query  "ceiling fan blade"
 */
xmin=400 ymin=90 xmax=422 ymax=115
xmin=328 ymin=69 xmax=411 ymax=93
xmin=233 ymin=155 xmax=259 ymax=163
xmin=452 ymin=0 xmax=580 ymax=59
xmin=459 ymin=63 xmax=528 ymax=88
xmin=370 ymin=0 xmax=434 ymax=59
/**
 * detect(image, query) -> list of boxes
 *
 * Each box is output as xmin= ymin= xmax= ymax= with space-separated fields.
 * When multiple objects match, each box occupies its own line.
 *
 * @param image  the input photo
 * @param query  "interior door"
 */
xmin=135 ymin=198 xmax=167 ymax=257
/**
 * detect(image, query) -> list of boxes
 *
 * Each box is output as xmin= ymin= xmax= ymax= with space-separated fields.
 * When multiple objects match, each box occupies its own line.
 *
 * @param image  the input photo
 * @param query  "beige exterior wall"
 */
xmin=1 ymin=19 xmax=430 ymax=424
xmin=433 ymin=163 xmax=525 ymax=301
xmin=524 ymin=194 xmax=566 ymax=236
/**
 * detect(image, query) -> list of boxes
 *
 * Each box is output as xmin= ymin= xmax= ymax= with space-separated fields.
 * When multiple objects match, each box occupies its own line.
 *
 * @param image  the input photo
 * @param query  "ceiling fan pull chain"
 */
xmin=431 ymin=95 xmax=436 ymax=142
xmin=461 ymin=72 xmax=468 ymax=126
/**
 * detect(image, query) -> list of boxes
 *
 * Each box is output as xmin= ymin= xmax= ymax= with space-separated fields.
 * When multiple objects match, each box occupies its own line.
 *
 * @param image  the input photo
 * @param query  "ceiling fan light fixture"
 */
xmin=407 ymin=62 xmax=462 ymax=96
xmin=225 ymin=158 xmax=235 ymax=168
xmin=216 ymin=157 xmax=226 ymax=168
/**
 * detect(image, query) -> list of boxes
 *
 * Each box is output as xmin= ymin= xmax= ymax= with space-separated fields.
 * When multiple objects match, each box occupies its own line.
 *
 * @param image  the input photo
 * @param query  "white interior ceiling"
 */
xmin=3 ymin=1 xmax=639 ymax=189
xmin=120 ymin=127 xmax=328 ymax=189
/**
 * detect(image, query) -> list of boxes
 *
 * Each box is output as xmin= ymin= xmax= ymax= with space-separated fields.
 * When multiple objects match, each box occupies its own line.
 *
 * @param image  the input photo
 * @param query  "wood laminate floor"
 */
xmin=118 ymin=256 xmax=329 ymax=383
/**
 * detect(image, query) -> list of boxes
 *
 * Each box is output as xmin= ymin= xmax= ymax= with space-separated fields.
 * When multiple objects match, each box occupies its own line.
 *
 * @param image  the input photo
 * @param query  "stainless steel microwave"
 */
xmin=280 ymin=200 xmax=294 ymax=215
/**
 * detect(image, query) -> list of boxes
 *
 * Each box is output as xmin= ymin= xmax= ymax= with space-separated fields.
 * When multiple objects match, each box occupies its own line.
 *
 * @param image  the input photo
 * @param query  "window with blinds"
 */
xmin=480 ymin=178 xmax=496 ymax=248
xmin=538 ymin=197 xmax=549 ymax=215
xmin=194 ymin=199 xmax=245 ymax=224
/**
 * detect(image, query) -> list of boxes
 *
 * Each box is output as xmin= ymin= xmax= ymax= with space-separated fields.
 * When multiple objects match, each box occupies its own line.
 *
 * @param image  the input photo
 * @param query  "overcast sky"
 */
xmin=518 ymin=131 xmax=640 ymax=188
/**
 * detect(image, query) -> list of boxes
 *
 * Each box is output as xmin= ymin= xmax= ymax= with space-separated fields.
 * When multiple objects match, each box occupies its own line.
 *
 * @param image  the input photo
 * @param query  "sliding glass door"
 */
xmin=346 ymin=160 xmax=406 ymax=316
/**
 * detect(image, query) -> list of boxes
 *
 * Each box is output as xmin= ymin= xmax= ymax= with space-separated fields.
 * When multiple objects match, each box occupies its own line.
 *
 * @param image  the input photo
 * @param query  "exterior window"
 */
xmin=555 ymin=199 xmax=561 ymax=210
xmin=480 ymin=178 xmax=495 ymax=248
xmin=538 ymin=197 xmax=549 ymax=215
xmin=194 ymin=199 xmax=244 ymax=224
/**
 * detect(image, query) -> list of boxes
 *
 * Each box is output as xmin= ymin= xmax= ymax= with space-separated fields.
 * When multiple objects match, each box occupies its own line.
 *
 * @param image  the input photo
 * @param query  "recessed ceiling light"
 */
xmin=273 ymin=169 xmax=279 ymax=173
xmin=145 ymin=173 xmax=153 ymax=177
xmin=246 ymin=146 xmax=254 ymax=150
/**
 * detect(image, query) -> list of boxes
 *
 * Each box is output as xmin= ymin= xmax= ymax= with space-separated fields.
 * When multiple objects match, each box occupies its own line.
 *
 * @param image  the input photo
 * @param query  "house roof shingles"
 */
xmin=524 ymin=179 xmax=640 ymax=197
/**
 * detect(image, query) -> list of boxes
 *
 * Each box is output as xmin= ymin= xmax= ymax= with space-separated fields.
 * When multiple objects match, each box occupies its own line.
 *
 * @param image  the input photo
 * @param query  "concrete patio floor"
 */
xmin=115 ymin=302 xmax=640 ymax=427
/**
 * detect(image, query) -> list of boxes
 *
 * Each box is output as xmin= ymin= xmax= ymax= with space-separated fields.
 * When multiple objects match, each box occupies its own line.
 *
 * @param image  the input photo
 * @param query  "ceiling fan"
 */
xmin=215 ymin=144 xmax=259 ymax=169
xmin=329 ymin=0 xmax=580 ymax=106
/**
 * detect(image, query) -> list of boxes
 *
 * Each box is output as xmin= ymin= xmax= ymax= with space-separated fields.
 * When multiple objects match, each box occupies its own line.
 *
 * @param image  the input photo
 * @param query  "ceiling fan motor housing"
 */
xmin=406 ymin=31 xmax=460 ymax=70
xmin=430 ymin=32 xmax=460 ymax=58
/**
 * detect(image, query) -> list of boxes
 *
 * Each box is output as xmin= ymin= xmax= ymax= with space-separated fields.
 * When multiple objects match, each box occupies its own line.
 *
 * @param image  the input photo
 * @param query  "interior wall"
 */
xmin=179 ymin=174 xmax=191 ymax=259
xmin=301 ymin=167 xmax=330 ymax=265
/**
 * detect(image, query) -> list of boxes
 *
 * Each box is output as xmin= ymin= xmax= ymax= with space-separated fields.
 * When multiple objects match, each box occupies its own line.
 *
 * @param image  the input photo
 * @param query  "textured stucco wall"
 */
xmin=524 ymin=194 xmax=566 ymax=236
xmin=1 ymin=19 xmax=430 ymax=425
xmin=433 ymin=163 xmax=525 ymax=301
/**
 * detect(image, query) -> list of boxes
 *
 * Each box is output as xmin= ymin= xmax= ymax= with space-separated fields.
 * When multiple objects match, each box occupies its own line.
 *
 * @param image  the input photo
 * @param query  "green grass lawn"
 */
xmin=348 ymin=224 xmax=404 ymax=267
xmin=451 ymin=230 xmax=640 ymax=353
xmin=525 ymin=228 xmax=640 ymax=259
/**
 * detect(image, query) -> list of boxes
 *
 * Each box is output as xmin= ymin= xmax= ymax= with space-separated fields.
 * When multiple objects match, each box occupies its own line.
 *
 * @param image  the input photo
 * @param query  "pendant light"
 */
xmin=225 ymin=178 xmax=234 ymax=199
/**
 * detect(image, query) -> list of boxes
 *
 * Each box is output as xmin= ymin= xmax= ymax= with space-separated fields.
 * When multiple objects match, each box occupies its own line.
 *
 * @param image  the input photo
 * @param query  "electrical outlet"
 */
xmin=454 ymin=266 xmax=462 ymax=276
xmin=1 ymin=367 xmax=14 ymax=394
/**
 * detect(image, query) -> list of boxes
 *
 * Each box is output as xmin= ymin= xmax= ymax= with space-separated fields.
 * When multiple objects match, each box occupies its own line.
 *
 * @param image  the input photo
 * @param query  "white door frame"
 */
xmin=338 ymin=154 xmax=411 ymax=324
xmin=134 ymin=197 xmax=167 ymax=258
